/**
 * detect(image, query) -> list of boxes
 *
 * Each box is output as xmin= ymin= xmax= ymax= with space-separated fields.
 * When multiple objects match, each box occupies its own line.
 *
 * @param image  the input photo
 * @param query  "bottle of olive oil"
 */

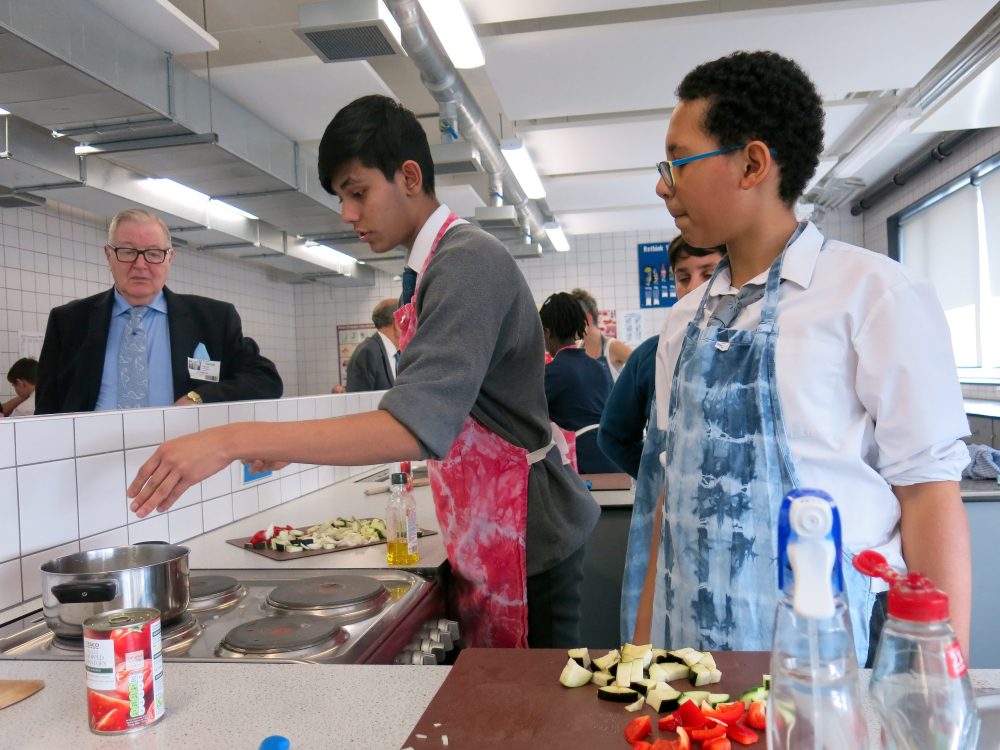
xmin=386 ymin=472 xmax=419 ymax=566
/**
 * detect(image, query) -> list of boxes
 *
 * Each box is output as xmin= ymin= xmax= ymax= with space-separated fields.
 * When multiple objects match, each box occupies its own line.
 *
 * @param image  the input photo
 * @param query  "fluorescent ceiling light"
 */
xmin=830 ymin=107 xmax=921 ymax=180
xmin=501 ymin=139 xmax=546 ymax=200
xmin=417 ymin=0 xmax=484 ymax=68
xmin=210 ymin=199 xmax=258 ymax=221
xmin=803 ymin=157 xmax=839 ymax=195
xmin=74 ymin=145 xmax=100 ymax=155
xmin=145 ymin=177 xmax=210 ymax=209
xmin=305 ymin=241 xmax=358 ymax=266
xmin=0 ymin=106 xmax=10 ymax=116
xmin=544 ymin=222 xmax=570 ymax=252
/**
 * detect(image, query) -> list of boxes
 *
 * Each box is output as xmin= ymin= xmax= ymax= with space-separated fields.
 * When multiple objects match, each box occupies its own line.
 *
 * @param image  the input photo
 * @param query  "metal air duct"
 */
xmin=294 ymin=0 xmax=406 ymax=63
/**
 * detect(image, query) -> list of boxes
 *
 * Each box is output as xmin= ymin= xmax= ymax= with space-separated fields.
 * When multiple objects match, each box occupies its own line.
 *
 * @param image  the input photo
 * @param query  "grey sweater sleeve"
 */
xmin=379 ymin=229 xmax=519 ymax=458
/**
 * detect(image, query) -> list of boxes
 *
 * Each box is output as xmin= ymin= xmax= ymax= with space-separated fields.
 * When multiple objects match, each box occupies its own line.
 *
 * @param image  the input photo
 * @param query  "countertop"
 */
xmin=2 ymin=657 xmax=998 ymax=749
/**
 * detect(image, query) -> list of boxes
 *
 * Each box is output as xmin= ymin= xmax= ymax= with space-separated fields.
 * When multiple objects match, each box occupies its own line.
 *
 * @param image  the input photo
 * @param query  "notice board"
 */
xmin=637 ymin=241 xmax=678 ymax=309
xmin=335 ymin=323 xmax=376 ymax=386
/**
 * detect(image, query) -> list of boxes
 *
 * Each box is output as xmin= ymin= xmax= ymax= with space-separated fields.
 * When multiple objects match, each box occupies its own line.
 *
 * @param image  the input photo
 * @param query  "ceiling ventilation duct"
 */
xmin=295 ymin=0 xmax=406 ymax=63
xmin=0 ymin=187 xmax=44 ymax=209
xmin=474 ymin=205 xmax=520 ymax=230
xmin=429 ymin=141 xmax=482 ymax=175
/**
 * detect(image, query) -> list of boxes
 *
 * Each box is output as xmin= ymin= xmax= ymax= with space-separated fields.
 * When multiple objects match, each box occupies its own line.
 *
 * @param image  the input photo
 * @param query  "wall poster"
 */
xmin=637 ymin=242 xmax=678 ymax=308
xmin=336 ymin=323 xmax=376 ymax=386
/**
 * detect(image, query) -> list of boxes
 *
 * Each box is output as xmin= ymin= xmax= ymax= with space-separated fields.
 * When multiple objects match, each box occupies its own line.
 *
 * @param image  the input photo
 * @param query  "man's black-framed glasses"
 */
xmin=107 ymin=246 xmax=172 ymax=264
xmin=656 ymin=145 xmax=745 ymax=189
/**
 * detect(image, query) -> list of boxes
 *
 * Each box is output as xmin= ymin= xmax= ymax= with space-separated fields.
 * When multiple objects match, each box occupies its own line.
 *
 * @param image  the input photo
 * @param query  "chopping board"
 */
xmin=0 ymin=680 xmax=44 ymax=709
xmin=227 ymin=520 xmax=437 ymax=561
xmin=402 ymin=649 xmax=770 ymax=749
xmin=581 ymin=472 xmax=633 ymax=491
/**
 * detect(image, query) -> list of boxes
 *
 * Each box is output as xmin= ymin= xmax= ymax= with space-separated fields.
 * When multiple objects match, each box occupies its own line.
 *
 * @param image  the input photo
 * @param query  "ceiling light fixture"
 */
xmin=0 ymin=107 xmax=10 ymax=116
xmin=501 ymin=139 xmax=546 ymax=200
xmin=210 ymin=199 xmax=258 ymax=221
xmin=830 ymin=107 xmax=922 ymax=180
xmin=305 ymin=241 xmax=358 ymax=266
xmin=417 ymin=0 xmax=484 ymax=69
xmin=544 ymin=222 xmax=570 ymax=252
xmin=144 ymin=177 xmax=210 ymax=209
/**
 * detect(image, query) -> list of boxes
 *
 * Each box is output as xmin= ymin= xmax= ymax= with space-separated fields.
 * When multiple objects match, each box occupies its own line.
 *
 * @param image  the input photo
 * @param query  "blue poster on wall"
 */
xmin=638 ymin=242 xmax=677 ymax=308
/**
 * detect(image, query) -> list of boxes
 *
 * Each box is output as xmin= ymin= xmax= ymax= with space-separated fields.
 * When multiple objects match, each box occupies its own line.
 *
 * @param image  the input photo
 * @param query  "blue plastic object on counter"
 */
xmin=258 ymin=736 xmax=291 ymax=750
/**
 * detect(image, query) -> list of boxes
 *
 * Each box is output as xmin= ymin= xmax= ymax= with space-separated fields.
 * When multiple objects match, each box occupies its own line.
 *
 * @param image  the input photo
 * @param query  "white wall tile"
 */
xmin=277 ymin=399 xmax=298 ymax=422
xmin=0 ymin=558 xmax=22 ymax=611
xmin=164 ymin=407 xmax=200 ymax=441
xmin=198 ymin=404 xmax=230 ymax=430
xmin=331 ymin=397 xmax=347 ymax=417
xmin=169 ymin=480 xmax=202 ymax=510
xmin=258 ymin=479 xmax=281 ymax=510
xmin=0 ymin=422 xmax=14 ymax=468
xmin=315 ymin=397 xmax=333 ymax=419
xmin=123 ymin=410 xmax=165 ymax=449
xmin=202 ymin=495 xmax=234 ymax=531
xmin=335 ymin=465 xmax=350 ymax=483
xmin=201 ymin=461 xmax=233 ymax=501
xmin=232 ymin=487 xmax=259 ymax=519
xmin=228 ymin=401 xmax=254 ymax=424
xmin=74 ymin=413 xmax=123 ymax=456
xmin=168 ymin=505 xmax=203 ymax=543
xmin=255 ymin=401 xmax=278 ymax=422
xmin=21 ymin=540 xmax=79 ymax=600
xmin=297 ymin=398 xmax=317 ymax=421
xmin=317 ymin=465 xmax=336 ymax=487
xmin=0 ymin=468 xmax=17 ymax=563
xmin=17 ymin=459 xmax=78 ymax=555
xmin=127 ymin=514 xmax=169 ymax=544
xmin=76 ymin=452 xmax=127 ymax=538
xmin=80 ymin=527 xmax=129 ymax=552
xmin=299 ymin=467 xmax=319 ymax=496
xmin=279 ymin=474 xmax=301 ymax=503
xmin=15 ymin=417 xmax=75 ymax=465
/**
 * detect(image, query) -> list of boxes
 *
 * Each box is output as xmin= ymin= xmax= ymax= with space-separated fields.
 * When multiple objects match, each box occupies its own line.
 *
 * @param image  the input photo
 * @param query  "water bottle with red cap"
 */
xmin=854 ymin=549 xmax=980 ymax=749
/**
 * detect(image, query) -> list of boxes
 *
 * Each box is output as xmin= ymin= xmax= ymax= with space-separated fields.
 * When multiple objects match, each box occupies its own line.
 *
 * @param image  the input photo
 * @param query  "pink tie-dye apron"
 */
xmin=393 ymin=214 xmax=573 ymax=647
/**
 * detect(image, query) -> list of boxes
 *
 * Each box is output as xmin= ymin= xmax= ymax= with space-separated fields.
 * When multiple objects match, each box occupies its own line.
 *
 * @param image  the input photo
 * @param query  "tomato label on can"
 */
xmin=83 ymin=608 xmax=165 ymax=734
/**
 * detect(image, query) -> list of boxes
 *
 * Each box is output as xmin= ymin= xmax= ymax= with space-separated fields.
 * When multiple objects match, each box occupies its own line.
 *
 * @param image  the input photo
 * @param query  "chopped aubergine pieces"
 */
xmin=624 ymin=696 xmax=645 ymax=712
xmin=598 ymin=686 xmax=641 ymax=703
xmin=616 ymin=661 xmax=635 ymax=688
xmin=592 ymin=650 xmax=621 ymax=672
xmin=567 ymin=648 xmax=591 ymax=670
xmin=590 ymin=671 xmax=615 ymax=687
xmin=647 ymin=687 xmax=682 ymax=714
xmin=558 ymin=658 xmax=593 ymax=688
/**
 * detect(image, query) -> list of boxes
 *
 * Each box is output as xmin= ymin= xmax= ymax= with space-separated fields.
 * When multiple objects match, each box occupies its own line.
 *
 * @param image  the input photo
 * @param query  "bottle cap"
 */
xmin=853 ymin=549 xmax=949 ymax=622
xmin=390 ymin=472 xmax=408 ymax=486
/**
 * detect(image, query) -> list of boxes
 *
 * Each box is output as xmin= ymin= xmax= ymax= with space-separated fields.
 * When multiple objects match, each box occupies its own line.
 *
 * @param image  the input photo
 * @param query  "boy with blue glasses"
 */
xmin=624 ymin=50 xmax=972 ymax=666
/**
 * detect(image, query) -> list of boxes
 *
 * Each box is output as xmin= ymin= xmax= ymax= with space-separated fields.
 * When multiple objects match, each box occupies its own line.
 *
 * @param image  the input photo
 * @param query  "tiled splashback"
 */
xmin=0 ymin=392 xmax=385 ymax=616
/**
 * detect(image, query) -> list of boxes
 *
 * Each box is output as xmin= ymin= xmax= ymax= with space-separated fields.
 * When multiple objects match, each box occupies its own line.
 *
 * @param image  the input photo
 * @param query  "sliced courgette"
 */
xmin=739 ymin=684 xmax=769 ymax=704
xmin=679 ymin=690 xmax=711 ymax=706
xmin=706 ymin=693 xmax=731 ymax=705
xmin=597 ymin=685 xmax=641 ymax=703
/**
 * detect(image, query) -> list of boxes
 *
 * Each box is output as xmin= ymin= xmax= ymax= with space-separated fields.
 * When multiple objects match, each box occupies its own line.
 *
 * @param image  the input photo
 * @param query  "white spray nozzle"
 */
xmin=788 ymin=498 xmax=836 ymax=619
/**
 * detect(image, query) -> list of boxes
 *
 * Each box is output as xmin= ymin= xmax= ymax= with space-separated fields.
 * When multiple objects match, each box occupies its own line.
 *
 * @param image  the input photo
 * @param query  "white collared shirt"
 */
xmin=378 ymin=331 xmax=399 ymax=377
xmin=655 ymin=221 xmax=970 ymax=570
xmin=405 ymin=204 xmax=468 ymax=277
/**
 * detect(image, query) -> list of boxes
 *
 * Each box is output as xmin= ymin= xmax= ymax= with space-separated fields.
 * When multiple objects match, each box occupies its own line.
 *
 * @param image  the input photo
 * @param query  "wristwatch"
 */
xmin=185 ymin=391 xmax=204 ymax=404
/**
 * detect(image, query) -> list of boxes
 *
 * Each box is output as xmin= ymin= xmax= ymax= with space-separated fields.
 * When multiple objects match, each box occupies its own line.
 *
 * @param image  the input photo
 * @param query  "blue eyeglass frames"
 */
xmin=656 ymin=145 xmax=745 ymax=189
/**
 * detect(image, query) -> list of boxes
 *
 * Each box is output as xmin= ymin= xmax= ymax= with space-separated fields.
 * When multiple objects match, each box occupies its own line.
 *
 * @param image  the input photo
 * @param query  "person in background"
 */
xmin=571 ymin=288 xmax=633 ymax=380
xmin=125 ymin=95 xmax=598 ymax=650
xmin=2 ymin=357 xmax=37 ymax=417
xmin=345 ymin=299 xmax=401 ymax=392
xmin=35 ymin=208 xmax=282 ymax=414
xmin=623 ymin=50 xmax=972 ymax=665
xmin=597 ymin=237 xmax=725 ymax=477
xmin=539 ymin=292 xmax=618 ymax=474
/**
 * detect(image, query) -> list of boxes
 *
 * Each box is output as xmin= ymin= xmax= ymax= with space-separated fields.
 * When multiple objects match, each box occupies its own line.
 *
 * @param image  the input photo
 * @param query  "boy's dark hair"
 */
xmin=668 ymin=236 xmax=726 ymax=270
xmin=7 ymin=357 xmax=37 ymax=385
xmin=676 ymin=50 xmax=824 ymax=206
xmin=318 ymin=95 xmax=435 ymax=197
xmin=540 ymin=292 xmax=588 ymax=342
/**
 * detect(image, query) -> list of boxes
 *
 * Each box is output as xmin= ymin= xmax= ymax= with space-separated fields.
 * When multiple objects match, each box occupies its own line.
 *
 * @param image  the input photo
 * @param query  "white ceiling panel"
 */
xmin=560 ymin=206 xmax=678 ymax=235
xmin=544 ymin=172 xmax=661 ymax=212
xmin=199 ymin=56 xmax=394 ymax=143
xmin=822 ymin=102 xmax=873 ymax=154
xmin=521 ymin=115 xmax=666 ymax=175
xmin=464 ymin=0 xmax=695 ymax=24
xmin=483 ymin=0 xmax=995 ymax=121
xmin=915 ymin=57 xmax=1000 ymax=133
xmin=437 ymin=184 xmax=487 ymax=217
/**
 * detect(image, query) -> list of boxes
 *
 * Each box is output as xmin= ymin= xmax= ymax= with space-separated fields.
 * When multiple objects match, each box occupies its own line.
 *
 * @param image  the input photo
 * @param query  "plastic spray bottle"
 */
xmin=768 ymin=489 xmax=869 ymax=750
xmin=854 ymin=549 xmax=979 ymax=749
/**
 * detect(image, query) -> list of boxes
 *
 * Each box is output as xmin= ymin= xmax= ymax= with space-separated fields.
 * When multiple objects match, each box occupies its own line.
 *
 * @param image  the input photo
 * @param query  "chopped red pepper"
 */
xmin=657 ymin=713 xmax=679 ymax=732
xmin=703 ymin=701 xmax=746 ymax=725
xmin=624 ymin=715 xmax=653 ymax=744
xmin=649 ymin=741 xmax=679 ymax=750
xmin=746 ymin=700 xmax=766 ymax=730
xmin=690 ymin=718 xmax=728 ymax=742
xmin=676 ymin=699 xmax=706 ymax=728
xmin=631 ymin=742 xmax=653 ymax=750
xmin=249 ymin=530 xmax=268 ymax=544
xmin=703 ymin=738 xmax=732 ymax=750
xmin=726 ymin=721 xmax=760 ymax=746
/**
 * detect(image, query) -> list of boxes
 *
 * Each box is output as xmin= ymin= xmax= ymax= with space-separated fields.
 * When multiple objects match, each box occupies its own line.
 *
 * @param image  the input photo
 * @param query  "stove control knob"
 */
xmin=413 ymin=637 xmax=446 ymax=663
xmin=420 ymin=626 xmax=453 ymax=651
xmin=435 ymin=619 xmax=461 ymax=640
xmin=395 ymin=649 xmax=436 ymax=665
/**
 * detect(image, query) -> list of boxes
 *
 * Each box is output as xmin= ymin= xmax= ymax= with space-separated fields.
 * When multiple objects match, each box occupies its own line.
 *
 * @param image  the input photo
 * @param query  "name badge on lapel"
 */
xmin=188 ymin=342 xmax=221 ymax=382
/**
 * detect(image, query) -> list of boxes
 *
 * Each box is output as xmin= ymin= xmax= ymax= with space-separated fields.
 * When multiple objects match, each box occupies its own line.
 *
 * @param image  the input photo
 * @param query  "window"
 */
xmin=891 ymin=152 xmax=1000 ymax=380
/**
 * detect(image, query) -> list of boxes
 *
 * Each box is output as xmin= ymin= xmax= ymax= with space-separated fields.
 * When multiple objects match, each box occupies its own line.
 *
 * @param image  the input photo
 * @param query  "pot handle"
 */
xmin=51 ymin=581 xmax=118 ymax=604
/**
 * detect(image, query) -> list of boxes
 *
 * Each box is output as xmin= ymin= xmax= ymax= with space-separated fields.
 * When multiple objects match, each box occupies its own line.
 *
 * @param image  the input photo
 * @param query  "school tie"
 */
xmin=707 ymin=284 xmax=766 ymax=329
xmin=401 ymin=267 xmax=418 ymax=305
xmin=394 ymin=350 xmax=401 ymax=372
xmin=117 ymin=306 xmax=149 ymax=409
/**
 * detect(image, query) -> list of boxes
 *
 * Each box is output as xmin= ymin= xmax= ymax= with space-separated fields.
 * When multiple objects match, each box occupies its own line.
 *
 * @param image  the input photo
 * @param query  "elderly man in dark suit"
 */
xmin=35 ymin=208 xmax=282 ymax=414
xmin=344 ymin=298 xmax=400 ymax=392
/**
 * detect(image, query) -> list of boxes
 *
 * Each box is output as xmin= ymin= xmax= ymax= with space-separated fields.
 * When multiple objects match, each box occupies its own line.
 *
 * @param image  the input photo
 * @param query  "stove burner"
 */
xmin=51 ymin=612 xmax=203 ymax=655
xmin=219 ymin=615 xmax=347 ymax=656
xmin=266 ymin=575 xmax=390 ymax=621
xmin=52 ymin=634 xmax=84 ymax=652
xmin=188 ymin=575 xmax=245 ymax=613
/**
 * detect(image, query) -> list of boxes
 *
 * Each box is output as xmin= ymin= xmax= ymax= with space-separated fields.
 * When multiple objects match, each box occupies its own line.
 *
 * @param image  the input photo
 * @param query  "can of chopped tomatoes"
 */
xmin=83 ymin=608 xmax=165 ymax=734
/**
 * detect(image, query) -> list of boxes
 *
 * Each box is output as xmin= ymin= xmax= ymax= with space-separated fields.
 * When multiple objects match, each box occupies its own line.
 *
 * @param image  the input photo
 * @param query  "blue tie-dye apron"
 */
xmin=621 ymin=241 xmax=874 ymax=662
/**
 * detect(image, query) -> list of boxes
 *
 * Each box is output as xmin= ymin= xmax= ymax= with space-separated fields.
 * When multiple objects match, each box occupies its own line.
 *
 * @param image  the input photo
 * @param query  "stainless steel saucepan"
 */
xmin=40 ymin=542 xmax=190 ymax=638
